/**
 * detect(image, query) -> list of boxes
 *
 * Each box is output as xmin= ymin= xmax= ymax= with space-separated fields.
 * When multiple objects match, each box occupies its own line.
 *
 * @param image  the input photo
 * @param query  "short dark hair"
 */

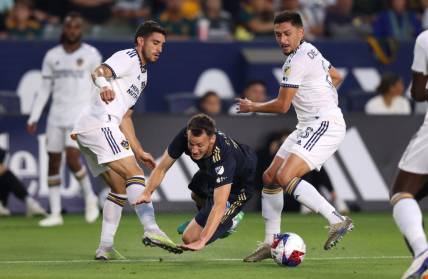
xmin=187 ymin=114 xmax=216 ymax=137
xmin=377 ymin=72 xmax=401 ymax=95
xmin=64 ymin=11 xmax=83 ymax=21
xmin=134 ymin=20 xmax=166 ymax=44
xmin=274 ymin=11 xmax=303 ymax=27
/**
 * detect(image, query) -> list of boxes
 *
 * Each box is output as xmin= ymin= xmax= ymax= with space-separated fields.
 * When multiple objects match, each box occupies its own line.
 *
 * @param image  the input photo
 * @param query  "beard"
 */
xmin=60 ymin=33 xmax=82 ymax=45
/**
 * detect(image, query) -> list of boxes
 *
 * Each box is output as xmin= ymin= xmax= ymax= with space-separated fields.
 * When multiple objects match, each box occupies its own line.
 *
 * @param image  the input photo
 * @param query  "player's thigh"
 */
xmin=263 ymin=155 xmax=285 ymax=185
xmin=101 ymin=169 xmax=126 ymax=194
xmin=392 ymin=169 xmax=428 ymax=196
xmin=276 ymin=153 xmax=311 ymax=187
xmin=107 ymin=156 xmax=143 ymax=179
xmin=47 ymin=152 xmax=62 ymax=174
xmin=65 ymin=147 xmax=82 ymax=172
xmin=398 ymin=122 xmax=428 ymax=175
xmin=76 ymin=140 xmax=109 ymax=177
xmin=290 ymin=119 xmax=345 ymax=172
xmin=182 ymin=218 xmax=203 ymax=244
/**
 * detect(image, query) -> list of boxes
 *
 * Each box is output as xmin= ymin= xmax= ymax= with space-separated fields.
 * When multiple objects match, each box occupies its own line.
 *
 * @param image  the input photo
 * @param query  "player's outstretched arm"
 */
xmin=26 ymin=78 xmax=52 ymax=134
xmin=237 ymin=86 xmax=297 ymax=114
xmin=134 ymin=150 xmax=176 ymax=205
xmin=120 ymin=109 xmax=156 ymax=169
xmin=329 ymin=66 xmax=343 ymax=88
xmin=411 ymin=72 xmax=428 ymax=102
xmin=92 ymin=64 xmax=115 ymax=104
xmin=180 ymin=184 xmax=231 ymax=251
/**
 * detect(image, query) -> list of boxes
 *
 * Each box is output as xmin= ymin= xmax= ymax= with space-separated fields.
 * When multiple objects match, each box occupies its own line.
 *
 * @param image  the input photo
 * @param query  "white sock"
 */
xmin=262 ymin=187 xmax=283 ymax=244
xmin=74 ymin=167 xmax=96 ymax=200
xmin=48 ymin=174 xmax=61 ymax=216
xmin=292 ymin=179 xmax=343 ymax=225
xmin=393 ymin=198 xmax=428 ymax=256
xmin=125 ymin=176 xmax=160 ymax=232
xmin=100 ymin=193 xmax=126 ymax=248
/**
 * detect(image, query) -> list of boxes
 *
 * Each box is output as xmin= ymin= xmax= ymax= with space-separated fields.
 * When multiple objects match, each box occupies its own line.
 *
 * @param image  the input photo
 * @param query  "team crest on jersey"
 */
xmin=121 ymin=140 xmax=130 ymax=150
xmin=284 ymin=66 xmax=291 ymax=77
xmin=141 ymin=81 xmax=146 ymax=91
xmin=298 ymin=127 xmax=313 ymax=139
xmin=76 ymin=58 xmax=84 ymax=66
xmin=215 ymin=166 xmax=224 ymax=175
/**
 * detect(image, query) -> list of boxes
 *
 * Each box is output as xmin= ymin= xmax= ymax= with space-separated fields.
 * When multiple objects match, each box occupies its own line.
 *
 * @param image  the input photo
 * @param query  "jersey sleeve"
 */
xmin=167 ymin=128 xmax=187 ymax=159
xmin=41 ymin=51 xmax=53 ymax=79
xmin=211 ymin=149 xmax=236 ymax=188
xmin=91 ymin=48 xmax=103 ymax=71
xmin=102 ymin=50 xmax=133 ymax=79
xmin=280 ymin=54 xmax=307 ymax=88
xmin=412 ymin=36 xmax=428 ymax=75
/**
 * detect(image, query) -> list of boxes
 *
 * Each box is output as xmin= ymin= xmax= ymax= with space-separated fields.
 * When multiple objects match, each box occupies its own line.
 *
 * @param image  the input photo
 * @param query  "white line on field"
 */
xmin=0 ymin=255 xmax=411 ymax=264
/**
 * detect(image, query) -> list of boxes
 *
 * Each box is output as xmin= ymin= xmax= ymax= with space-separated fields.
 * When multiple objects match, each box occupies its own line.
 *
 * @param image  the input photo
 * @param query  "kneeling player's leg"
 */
xmin=391 ymin=170 xmax=428 ymax=257
xmin=261 ymin=156 xmax=285 ymax=244
xmin=182 ymin=219 xmax=203 ymax=244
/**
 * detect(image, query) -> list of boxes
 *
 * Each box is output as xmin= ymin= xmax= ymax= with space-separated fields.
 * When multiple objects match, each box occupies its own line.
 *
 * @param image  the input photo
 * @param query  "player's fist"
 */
xmin=134 ymin=190 xmax=152 ymax=205
xmin=27 ymin=123 xmax=37 ymax=135
xmin=100 ymin=87 xmax=115 ymax=104
xmin=137 ymin=151 xmax=156 ymax=170
xmin=236 ymin=98 xmax=253 ymax=113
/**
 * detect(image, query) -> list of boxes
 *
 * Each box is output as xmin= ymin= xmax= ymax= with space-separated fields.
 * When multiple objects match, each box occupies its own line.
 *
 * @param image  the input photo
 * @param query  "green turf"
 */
xmin=0 ymin=212 xmax=417 ymax=279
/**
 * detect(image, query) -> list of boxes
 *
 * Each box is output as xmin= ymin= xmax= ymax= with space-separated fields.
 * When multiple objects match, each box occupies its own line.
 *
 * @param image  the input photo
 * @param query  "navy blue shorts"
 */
xmin=194 ymin=192 xmax=250 ymax=244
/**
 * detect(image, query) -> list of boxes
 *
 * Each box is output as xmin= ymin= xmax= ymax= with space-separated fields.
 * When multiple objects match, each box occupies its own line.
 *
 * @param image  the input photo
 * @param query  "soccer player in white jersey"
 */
xmin=71 ymin=20 xmax=181 ymax=260
xmin=391 ymin=29 xmax=428 ymax=279
xmin=236 ymin=11 xmax=353 ymax=262
xmin=27 ymin=12 xmax=100 ymax=227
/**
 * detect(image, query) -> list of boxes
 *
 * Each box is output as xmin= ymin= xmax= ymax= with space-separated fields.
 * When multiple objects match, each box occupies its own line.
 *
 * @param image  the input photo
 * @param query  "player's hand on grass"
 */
xmin=236 ymin=98 xmax=253 ymax=113
xmin=179 ymin=240 xmax=206 ymax=251
xmin=136 ymin=151 xmax=156 ymax=169
xmin=100 ymin=87 xmax=115 ymax=104
xmin=134 ymin=190 xmax=152 ymax=205
xmin=26 ymin=123 xmax=37 ymax=135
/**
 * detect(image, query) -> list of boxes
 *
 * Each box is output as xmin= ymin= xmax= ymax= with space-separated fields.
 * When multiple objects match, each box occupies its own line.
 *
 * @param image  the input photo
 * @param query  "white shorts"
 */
xmin=276 ymin=117 xmax=346 ymax=171
xmin=75 ymin=124 xmax=134 ymax=177
xmin=399 ymin=120 xmax=428 ymax=174
xmin=46 ymin=125 xmax=78 ymax=153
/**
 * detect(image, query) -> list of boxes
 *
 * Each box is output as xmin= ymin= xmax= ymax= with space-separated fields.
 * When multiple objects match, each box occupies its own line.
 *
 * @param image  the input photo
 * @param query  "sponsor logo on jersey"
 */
xmin=121 ymin=140 xmax=130 ymax=150
xmin=215 ymin=165 xmax=224 ymax=175
xmin=216 ymin=176 xmax=227 ymax=183
xmin=284 ymin=66 xmax=291 ymax=77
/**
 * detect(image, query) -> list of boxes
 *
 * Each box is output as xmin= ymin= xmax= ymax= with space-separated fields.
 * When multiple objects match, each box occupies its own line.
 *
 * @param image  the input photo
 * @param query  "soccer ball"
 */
xmin=271 ymin=232 xmax=306 ymax=267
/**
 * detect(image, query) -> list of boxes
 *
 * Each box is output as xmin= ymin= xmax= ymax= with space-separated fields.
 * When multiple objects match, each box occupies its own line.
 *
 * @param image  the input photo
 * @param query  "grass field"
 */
xmin=0 ymin=212 xmax=417 ymax=279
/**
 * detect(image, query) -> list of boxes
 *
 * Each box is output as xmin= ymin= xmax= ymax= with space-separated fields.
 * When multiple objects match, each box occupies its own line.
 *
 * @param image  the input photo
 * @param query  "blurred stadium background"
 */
xmin=0 ymin=0 xmax=427 ymax=277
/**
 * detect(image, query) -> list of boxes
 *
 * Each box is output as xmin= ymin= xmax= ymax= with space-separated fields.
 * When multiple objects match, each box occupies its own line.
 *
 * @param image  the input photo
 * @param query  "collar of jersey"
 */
xmin=288 ymin=40 xmax=305 ymax=57
xmin=135 ymin=48 xmax=147 ymax=73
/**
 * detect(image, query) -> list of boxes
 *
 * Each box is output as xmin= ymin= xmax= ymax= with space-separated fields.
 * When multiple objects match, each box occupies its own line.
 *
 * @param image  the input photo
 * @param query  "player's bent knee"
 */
xmin=262 ymin=170 xmax=276 ymax=186
xmin=283 ymin=177 xmax=301 ymax=195
xmin=275 ymin=172 xmax=294 ymax=188
xmin=390 ymin=192 xmax=415 ymax=206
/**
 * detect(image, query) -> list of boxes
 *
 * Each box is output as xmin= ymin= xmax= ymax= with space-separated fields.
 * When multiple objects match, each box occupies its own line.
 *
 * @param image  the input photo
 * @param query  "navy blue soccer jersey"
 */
xmin=167 ymin=128 xmax=257 ymax=198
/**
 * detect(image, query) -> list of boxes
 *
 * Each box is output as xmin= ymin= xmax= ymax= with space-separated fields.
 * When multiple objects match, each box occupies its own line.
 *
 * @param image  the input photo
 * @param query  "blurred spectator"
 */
xmin=5 ymin=0 xmax=43 ymax=39
xmin=68 ymin=0 xmax=114 ymax=24
xmin=187 ymin=91 xmax=223 ymax=116
xmin=0 ymin=0 xmax=13 ymax=13
xmin=365 ymin=72 xmax=411 ymax=115
xmin=422 ymin=0 xmax=428 ymax=29
xmin=324 ymin=0 xmax=371 ymax=40
xmin=229 ymin=79 xmax=268 ymax=115
xmin=278 ymin=0 xmax=326 ymax=40
xmin=112 ymin=0 xmax=151 ymax=25
xmin=372 ymin=0 xmax=421 ymax=41
xmin=157 ymin=0 xmax=197 ymax=40
xmin=237 ymin=0 xmax=274 ymax=40
xmin=197 ymin=0 xmax=233 ymax=41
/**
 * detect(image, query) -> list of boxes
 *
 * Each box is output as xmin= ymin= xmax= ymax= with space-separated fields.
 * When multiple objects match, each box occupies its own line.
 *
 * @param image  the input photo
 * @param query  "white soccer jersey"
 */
xmin=411 ymin=30 xmax=428 ymax=121
xmin=28 ymin=43 xmax=102 ymax=127
xmin=280 ymin=41 xmax=342 ymax=126
xmin=73 ymin=48 xmax=147 ymax=132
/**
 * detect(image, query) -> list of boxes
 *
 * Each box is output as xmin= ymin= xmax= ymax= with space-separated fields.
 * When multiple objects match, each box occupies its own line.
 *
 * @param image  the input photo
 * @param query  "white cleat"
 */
xmin=85 ymin=196 xmax=99 ymax=223
xmin=39 ymin=214 xmax=63 ymax=227
xmin=26 ymin=199 xmax=47 ymax=217
xmin=95 ymin=246 xmax=126 ymax=261
xmin=0 ymin=202 xmax=11 ymax=216
xmin=401 ymin=249 xmax=428 ymax=279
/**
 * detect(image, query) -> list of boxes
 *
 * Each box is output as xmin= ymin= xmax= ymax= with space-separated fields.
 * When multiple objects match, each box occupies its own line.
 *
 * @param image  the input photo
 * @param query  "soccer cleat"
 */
xmin=220 ymin=211 xmax=245 ymax=239
xmin=26 ymin=199 xmax=47 ymax=217
xmin=85 ymin=196 xmax=100 ymax=223
xmin=39 ymin=214 xmax=64 ymax=227
xmin=142 ymin=230 xmax=183 ymax=254
xmin=243 ymin=242 xmax=271 ymax=262
xmin=324 ymin=216 xmax=354 ymax=250
xmin=0 ymin=202 xmax=11 ymax=216
xmin=401 ymin=249 xmax=428 ymax=279
xmin=95 ymin=246 xmax=126 ymax=261
xmin=177 ymin=220 xmax=190 ymax=235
